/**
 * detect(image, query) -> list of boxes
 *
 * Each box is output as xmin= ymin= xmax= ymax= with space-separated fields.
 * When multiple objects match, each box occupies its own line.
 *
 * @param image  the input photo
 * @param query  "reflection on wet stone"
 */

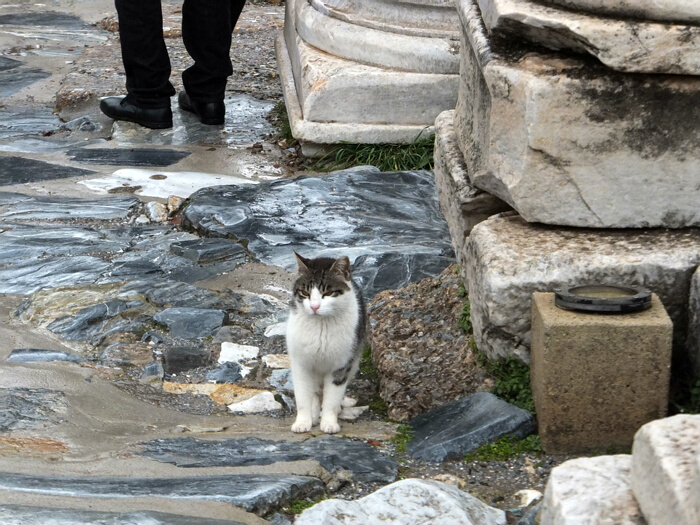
xmin=0 ymin=505 xmax=244 ymax=525
xmin=66 ymin=148 xmax=190 ymax=167
xmin=0 ymin=157 xmax=95 ymax=186
xmin=170 ymin=238 xmax=247 ymax=264
xmin=0 ymin=388 xmax=66 ymax=432
xmin=0 ymin=472 xmax=324 ymax=516
xmin=0 ymin=193 xmax=137 ymax=220
xmin=141 ymin=435 xmax=398 ymax=483
xmin=183 ymin=167 xmax=454 ymax=297
xmin=8 ymin=349 xmax=85 ymax=364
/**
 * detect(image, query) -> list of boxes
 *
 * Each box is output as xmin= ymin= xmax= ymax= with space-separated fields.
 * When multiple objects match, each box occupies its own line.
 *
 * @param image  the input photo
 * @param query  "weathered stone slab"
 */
xmin=228 ymin=392 xmax=283 ymax=413
xmin=296 ymin=479 xmax=506 ymax=525
xmin=478 ymin=0 xmax=700 ymax=75
xmin=687 ymin=268 xmax=700 ymax=376
xmin=162 ymin=347 xmax=213 ymax=374
xmin=407 ymin=392 xmax=536 ymax=462
xmin=170 ymin=238 xmax=246 ymax=264
xmin=0 ymin=505 xmax=243 ymax=525
xmin=454 ymin=0 xmax=700 ymax=228
xmin=540 ymin=455 xmax=645 ymax=525
xmin=99 ymin=343 xmax=154 ymax=367
xmin=0 ymin=256 xmax=111 ymax=295
xmin=0 ymin=57 xmax=21 ymax=72
xmin=433 ymin=109 xmax=510 ymax=256
xmin=183 ymin=167 xmax=453 ymax=298
xmin=0 ymin=388 xmax=66 ymax=432
xmin=206 ymin=362 xmax=243 ymax=384
xmin=531 ymin=293 xmax=671 ymax=454
xmin=0 ymin=108 xmax=61 ymax=141
xmin=464 ymin=214 xmax=700 ymax=361
xmin=153 ymin=308 xmax=225 ymax=339
xmin=0 ymin=65 xmax=50 ymax=97
xmin=66 ymin=148 xmax=190 ymax=167
xmin=140 ymin=435 xmax=397 ymax=483
xmin=0 ymin=472 xmax=324 ymax=516
xmin=47 ymin=301 xmax=144 ymax=341
xmin=0 ymin=193 xmax=138 ymax=220
xmin=8 ymin=349 xmax=85 ymax=364
xmin=631 ymin=415 xmax=700 ymax=525
xmin=0 ymin=12 xmax=92 ymax=29
xmin=542 ymin=0 xmax=700 ymax=25
xmin=0 ymin=157 xmax=95 ymax=186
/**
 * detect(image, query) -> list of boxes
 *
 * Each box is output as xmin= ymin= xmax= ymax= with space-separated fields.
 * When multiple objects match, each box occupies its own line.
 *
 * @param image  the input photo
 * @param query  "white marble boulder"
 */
xmin=295 ymin=478 xmax=506 ymax=525
xmin=453 ymin=0 xmax=700 ymax=229
xmin=464 ymin=214 xmax=700 ymax=361
xmin=433 ymin=110 xmax=510 ymax=256
xmin=631 ymin=415 xmax=700 ymax=525
xmin=477 ymin=0 xmax=700 ymax=75
xmin=540 ymin=455 xmax=645 ymax=525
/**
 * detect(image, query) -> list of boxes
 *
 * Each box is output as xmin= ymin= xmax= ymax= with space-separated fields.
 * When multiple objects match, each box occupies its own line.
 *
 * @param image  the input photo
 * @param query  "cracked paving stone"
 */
xmin=140 ymin=435 xmax=398 ymax=484
xmin=170 ymin=238 xmax=247 ymax=264
xmin=183 ymin=166 xmax=454 ymax=298
xmin=66 ymin=148 xmax=190 ymax=167
xmin=0 ymin=505 xmax=245 ymax=525
xmin=0 ymin=473 xmax=324 ymax=516
xmin=0 ymin=157 xmax=96 ymax=186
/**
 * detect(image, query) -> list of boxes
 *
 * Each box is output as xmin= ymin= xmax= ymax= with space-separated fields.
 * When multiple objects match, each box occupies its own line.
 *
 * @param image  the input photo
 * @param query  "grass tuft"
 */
xmin=390 ymin=424 xmax=415 ymax=453
xmin=269 ymin=101 xmax=294 ymax=143
xmin=357 ymin=346 xmax=388 ymax=417
xmin=309 ymin=130 xmax=434 ymax=172
xmin=282 ymin=496 xmax=326 ymax=515
xmin=465 ymin=434 xmax=542 ymax=462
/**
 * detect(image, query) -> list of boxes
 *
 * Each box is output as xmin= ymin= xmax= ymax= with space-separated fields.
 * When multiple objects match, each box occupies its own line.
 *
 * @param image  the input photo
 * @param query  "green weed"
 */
xmin=309 ymin=130 xmax=434 ymax=172
xmin=458 ymin=299 xmax=471 ymax=333
xmin=282 ymin=496 xmax=326 ymax=515
xmin=465 ymin=434 xmax=542 ymax=462
xmin=269 ymin=101 xmax=294 ymax=143
xmin=390 ymin=424 xmax=415 ymax=453
xmin=357 ymin=346 xmax=388 ymax=416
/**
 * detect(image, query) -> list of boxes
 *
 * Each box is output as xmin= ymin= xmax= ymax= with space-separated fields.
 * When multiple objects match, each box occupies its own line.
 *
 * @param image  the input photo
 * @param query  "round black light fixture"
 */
xmin=554 ymin=285 xmax=652 ymax=314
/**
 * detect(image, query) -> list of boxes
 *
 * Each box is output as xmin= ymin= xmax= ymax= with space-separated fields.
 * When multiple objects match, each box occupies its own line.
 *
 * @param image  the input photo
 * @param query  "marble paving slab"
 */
xmin=0 ymin=472 xmax=324 ymax=516
xmin=0 ymin=157 xmax=95 ymax=186
xmin=66 ymin=148 xmax=190 ymax=167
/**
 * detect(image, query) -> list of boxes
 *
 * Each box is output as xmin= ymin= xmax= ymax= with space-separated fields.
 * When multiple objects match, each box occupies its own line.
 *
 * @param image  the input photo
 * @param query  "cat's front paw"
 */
xmin=291 ymin=417 xmax=313 ymax=433
xmin=319 ymin=417 xmax=340 ymax=434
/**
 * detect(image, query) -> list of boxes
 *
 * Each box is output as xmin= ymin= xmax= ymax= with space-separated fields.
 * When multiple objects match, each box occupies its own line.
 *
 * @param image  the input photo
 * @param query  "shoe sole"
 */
xmin=101 ymin=106 xmax=172 ymax=130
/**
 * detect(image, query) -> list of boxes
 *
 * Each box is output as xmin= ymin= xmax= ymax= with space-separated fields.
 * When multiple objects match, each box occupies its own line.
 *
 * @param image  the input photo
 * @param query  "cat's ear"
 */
xmin=294 ymin=252 xmax=311 ymax=273
xmin=330 ymin=256 xmax=351 ymax=280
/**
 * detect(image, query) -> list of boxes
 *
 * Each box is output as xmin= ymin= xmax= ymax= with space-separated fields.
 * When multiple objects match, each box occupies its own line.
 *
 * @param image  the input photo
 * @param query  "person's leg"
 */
xmin=115 ymin=0 xmax=175 ymax=106
xmin=181 ymin=0 xmax=246 ymax=102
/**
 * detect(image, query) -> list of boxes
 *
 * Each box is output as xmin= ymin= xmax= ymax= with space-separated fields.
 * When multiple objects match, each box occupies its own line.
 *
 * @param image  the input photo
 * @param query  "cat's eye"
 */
xmin=323 ymin=291 xmax=341 ymax=298
xmin=297 ymin=290 xmax=310 ymax=298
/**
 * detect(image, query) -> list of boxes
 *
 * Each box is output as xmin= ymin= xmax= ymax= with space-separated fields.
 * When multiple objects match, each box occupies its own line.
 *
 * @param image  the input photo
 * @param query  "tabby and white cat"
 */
xmin=286 ymin=252 xmax=366 ymax=434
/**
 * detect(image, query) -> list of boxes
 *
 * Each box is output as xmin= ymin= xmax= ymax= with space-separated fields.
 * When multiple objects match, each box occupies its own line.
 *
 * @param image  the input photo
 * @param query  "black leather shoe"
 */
xmin=100 ymin=96 xmax=172 ymax=129
xmin=178 ymin=91 xmax=225 ymax=125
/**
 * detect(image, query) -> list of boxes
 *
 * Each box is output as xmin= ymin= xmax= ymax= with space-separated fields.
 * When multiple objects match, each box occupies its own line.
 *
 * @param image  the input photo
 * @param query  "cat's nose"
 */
xmin=311 ymin=304 xmax=320 ymax=313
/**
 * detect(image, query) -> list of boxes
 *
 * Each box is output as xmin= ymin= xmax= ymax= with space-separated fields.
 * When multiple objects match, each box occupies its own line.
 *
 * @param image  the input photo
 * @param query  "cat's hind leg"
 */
xmin=319 ymin=375 xmax=348 ymax=434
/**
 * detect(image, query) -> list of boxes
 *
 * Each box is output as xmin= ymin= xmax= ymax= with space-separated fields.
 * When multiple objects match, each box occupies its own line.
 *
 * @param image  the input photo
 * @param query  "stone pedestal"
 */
xmin=464 ymin=214 xmax=700 ymax=362
xmin=530 ymin=292 xmax=672 ymax=454
xmin=277 ymin=0 xmax=461 ymax=145
xmin=542 ymin=0 xmax=700 ymax=25
xmin=452 ymin=0 xmax=700 ymax=228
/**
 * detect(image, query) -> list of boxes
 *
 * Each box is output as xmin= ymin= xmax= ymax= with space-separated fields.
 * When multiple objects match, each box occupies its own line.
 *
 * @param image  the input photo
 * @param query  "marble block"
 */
xmin=433 ymin=109 xmax=510 ymax=256
xmin=631 ymin=415 xmax=700 ymax=525
xmin=542 ymin=0 xmax=700 ymax=25
xmin=463 ymin=214 xmax=700 ymax=361
xmin=454 ymin=0 xmax=700 ymax=228
xmin=541 ymin=456 xmax=645 ymax=525
xmin=478 ymin=0 xmax=700 ymax=75
xmin=531 ymin=293 xmax=671 ymax=454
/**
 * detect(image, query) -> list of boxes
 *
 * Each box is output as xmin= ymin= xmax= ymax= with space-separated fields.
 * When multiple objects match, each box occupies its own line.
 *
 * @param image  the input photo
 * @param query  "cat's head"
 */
xmin=291 ymin=252 xmax=354 ymax=317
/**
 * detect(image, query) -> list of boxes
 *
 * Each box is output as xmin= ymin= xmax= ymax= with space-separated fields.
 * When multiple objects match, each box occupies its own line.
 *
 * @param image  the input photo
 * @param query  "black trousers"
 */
xmin=115 ymin=0 xmax=246 ymax=107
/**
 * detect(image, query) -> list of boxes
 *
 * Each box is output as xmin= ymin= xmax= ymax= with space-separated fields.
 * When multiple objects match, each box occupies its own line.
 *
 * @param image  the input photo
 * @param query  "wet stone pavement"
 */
xmin=0 ymin=0 xmax=463 ymax=522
